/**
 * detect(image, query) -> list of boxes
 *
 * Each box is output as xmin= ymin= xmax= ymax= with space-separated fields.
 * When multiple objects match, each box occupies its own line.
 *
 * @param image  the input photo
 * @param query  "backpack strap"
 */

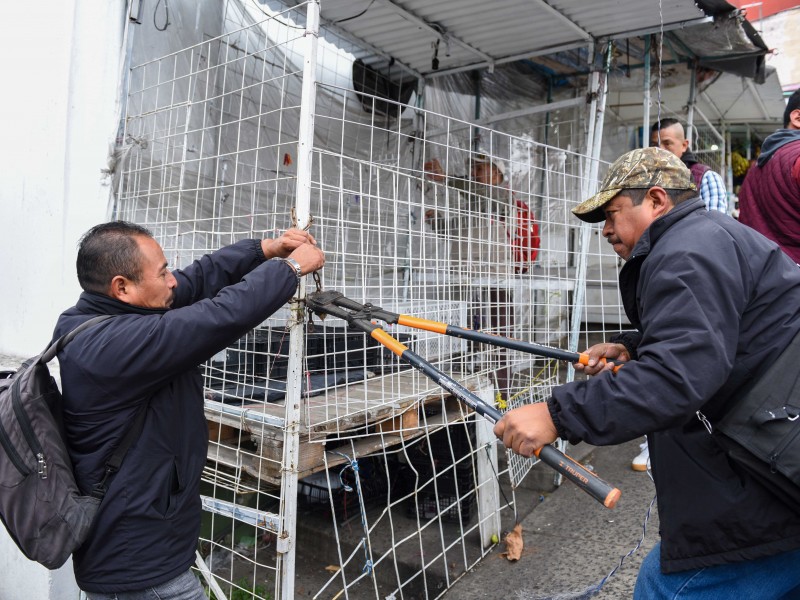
xmin=39 ymin=315 xmax=115 ymax=364
xmin=38 ymin=313 xmax=149 ymax=501
xmin=91 ymin=400 xmax=149 ymax=500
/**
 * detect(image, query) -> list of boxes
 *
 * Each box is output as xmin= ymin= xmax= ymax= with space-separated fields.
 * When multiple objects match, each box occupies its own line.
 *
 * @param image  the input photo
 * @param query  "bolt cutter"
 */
xmin=306 ymin=290 xmax=621 ymax=509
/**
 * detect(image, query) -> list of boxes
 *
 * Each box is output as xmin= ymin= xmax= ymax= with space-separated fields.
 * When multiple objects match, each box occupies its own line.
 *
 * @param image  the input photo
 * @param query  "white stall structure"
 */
xmin=106 ymin=0 xmax=775 ymax=598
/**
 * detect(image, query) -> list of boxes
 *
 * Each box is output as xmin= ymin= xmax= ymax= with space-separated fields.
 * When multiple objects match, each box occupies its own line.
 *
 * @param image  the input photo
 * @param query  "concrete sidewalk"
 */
xmin=446 ymin=438 xmax=659 ymax=599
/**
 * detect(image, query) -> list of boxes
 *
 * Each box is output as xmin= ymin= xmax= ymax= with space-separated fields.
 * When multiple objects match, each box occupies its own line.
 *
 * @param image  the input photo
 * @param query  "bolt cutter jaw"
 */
xmin=306 ymin=291 xmax=400 ymax=324
xmin=306 ymin=290 xmax=345 ymax=316
xmin=305 ymin=291 xmax=380 ymax=334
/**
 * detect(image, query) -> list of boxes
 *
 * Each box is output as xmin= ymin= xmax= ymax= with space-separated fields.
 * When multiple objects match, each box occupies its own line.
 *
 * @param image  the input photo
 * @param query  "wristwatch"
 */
xmin=272 ymin=257 xmax=303 ymax=284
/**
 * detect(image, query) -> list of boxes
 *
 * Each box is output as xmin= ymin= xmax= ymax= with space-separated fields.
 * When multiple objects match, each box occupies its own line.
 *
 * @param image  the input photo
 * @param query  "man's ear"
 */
xmin=108 ymin=275 xmax=131 ymax=301
xmin=789 ymin=109 xmax=800 ymax=131
xmin=647 ymin=186 xmax=673 ymax=217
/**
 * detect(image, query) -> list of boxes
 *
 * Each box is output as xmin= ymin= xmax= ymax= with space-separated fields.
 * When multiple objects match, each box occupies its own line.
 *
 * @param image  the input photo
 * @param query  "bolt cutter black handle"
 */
xmin=306 ymin=291 xmax=621 ymax=372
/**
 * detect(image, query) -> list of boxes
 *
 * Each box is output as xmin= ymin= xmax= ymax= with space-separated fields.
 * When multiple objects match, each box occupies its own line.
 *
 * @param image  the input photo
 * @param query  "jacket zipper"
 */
xmin=11 ymin=375 xmax=47 ymax=479
xmin=768 ymin=420 xmax=800 ymax=474
xmin=0 ymin=418 xmax=31 ymax=476
xmin=696 ymin=410 xmax=713 ymax=434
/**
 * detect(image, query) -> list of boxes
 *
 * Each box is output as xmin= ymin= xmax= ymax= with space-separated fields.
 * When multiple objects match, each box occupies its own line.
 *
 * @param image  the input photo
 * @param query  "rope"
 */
xmin=329 ymin=450 xmax=374 ymax=575
xmin=519 ymin=493 xmax=658 ymax=600
xmin=483 ymin=443 xmax=516 ymax=523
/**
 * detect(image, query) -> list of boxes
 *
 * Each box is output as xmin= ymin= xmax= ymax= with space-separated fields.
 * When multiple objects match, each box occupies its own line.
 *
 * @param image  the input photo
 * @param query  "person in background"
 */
xmin=423 ymin=151 xmax=540 ymax=271
xmin=651 ymin=118 xmax=728 ymax=214
xmin=53 ymin=222 xmax=324 ymax=599
xmin=494 ymin=147 xmax=800 ymax=600
xmin=738 ymin=88 xmax=800 ymax=264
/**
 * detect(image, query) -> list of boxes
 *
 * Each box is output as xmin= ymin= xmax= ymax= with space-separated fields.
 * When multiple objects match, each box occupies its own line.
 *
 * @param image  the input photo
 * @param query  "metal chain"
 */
xmin=290 ymin=207 xmax=323 ymax=332
xmin=289 ymin=207 xmax=323 ymax=293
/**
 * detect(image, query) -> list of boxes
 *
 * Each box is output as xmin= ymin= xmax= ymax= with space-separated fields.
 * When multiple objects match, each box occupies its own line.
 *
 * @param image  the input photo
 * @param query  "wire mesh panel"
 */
xmin=304 ymin=87 xmax=611 ymax=442
xmin=692 ymin=126 xmax=725 ymax=177
xmin=116 ymin=1 xmax=625 ymax=598
xmin=117 ymin=2 xmax=314 ymax=598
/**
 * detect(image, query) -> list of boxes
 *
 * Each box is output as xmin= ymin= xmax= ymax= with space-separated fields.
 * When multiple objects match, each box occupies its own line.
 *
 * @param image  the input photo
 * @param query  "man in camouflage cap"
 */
xmin=574 ymin=148 xmax=698 ymax=472
xmin=572 ymin=146 xmax=696 ymax=224
xmin=494 ymin=146 xmax=800 ymax=598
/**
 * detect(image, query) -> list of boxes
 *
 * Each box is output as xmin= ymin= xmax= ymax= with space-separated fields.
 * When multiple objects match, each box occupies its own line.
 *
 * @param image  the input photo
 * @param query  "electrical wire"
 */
xmin=655 ymin=0 xmax=664 ymax=144
xmin=333 ymin=0 xmax=377 ymax=24
xmin=247 ymin=0 xmax=305 ymax=30
xmin=154 ymin=0 xmax=169 ymax=31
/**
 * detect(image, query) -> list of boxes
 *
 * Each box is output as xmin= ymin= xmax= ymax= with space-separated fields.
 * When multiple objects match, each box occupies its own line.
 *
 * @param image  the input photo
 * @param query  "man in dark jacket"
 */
xmin=53 ymin=221 xmax=325 ymax=599
xmin=637 ymin=118 xmax=730 ymax=471
xmin=494 ymin=148 xmax=800 ymax=599
xmin=738 ymin=88 xmax=800 ymax=264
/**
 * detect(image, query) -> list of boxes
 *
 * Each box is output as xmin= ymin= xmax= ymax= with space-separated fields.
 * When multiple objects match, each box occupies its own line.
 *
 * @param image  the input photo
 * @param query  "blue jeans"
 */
xmin=84 ymin=570 xmax=207 ymax=600
xmin=634 ymin=542 xmax=800 ymax=599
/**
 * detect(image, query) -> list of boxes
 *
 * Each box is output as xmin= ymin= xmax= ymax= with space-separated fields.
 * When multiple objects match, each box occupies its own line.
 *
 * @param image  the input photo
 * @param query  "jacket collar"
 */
xmin=757 ymin=129 xmax=800 ymax=166
xmin=628 ymin=197 xmax=705 ymax=260
xmin=75 ymin=291 xmax=169 ymax=317
xmin=680 ymin=150 xmax=701 ymax=167
xmin=617 ymin=197 xmax=705 ymax=330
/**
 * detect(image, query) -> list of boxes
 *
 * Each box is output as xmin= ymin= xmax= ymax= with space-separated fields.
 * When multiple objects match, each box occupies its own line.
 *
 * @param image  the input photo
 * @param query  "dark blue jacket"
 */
xmin=53 ymin=240 xmax=297 ymax=592
xmin=548 ymin=198 xmax=800 ymax=572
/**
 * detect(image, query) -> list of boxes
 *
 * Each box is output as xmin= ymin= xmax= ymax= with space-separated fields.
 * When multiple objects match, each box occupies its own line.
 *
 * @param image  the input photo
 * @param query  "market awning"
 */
xmin=607 ymin=67 xmax=784 ymax=127
xmin=312 ymin=0 xmax=768 ymax=80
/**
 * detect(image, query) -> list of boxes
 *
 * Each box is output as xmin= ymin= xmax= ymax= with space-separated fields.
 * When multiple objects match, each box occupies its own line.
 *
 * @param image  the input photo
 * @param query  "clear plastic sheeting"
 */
xmin=115 ymin=1 xmax=629 ymax=598
xmin=673 ymin=11 xmax=768 ymax=81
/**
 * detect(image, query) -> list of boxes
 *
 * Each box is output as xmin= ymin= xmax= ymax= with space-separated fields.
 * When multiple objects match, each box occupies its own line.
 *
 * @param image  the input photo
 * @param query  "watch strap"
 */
xmin=272 ymin=257 xmax=303 ymax=284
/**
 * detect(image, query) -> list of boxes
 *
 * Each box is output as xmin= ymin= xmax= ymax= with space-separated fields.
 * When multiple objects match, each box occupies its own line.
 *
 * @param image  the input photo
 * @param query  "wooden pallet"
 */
xmin=205 ymin=371 xmax=490 ymax=486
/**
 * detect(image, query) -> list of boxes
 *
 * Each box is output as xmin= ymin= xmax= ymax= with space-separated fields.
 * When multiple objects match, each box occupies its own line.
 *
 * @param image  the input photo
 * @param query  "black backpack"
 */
xmin=705 ymin=329 xmax=800 ymax=512
xmin=0 ymin=316 xmax=146 ymax=569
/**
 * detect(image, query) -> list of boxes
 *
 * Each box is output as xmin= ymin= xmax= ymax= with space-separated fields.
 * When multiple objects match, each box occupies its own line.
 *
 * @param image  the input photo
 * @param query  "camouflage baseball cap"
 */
xmin=572 ymin=147 xmax=696 ymax=223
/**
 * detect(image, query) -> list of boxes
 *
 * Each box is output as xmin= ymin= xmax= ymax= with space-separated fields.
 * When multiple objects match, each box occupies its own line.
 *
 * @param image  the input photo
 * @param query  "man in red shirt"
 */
xmin=423 ymin=151 xmax=540 ymax=272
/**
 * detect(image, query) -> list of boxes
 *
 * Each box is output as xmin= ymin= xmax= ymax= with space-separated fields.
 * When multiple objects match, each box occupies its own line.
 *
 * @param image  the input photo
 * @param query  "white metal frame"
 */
xmin=113 ymin=2 xmax=628 ymax=598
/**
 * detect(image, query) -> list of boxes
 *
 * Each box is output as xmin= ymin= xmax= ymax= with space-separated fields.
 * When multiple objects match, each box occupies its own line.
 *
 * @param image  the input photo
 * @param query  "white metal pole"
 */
xmin=568 ymin=44 xmax=598 ymax=369
xmin=642 ymin=35 xmax=651 ymax=147
xmin=569 ymin=43 xmax=610 ymax=362
xmin=582 ymin=45 xmax=599 ymax=160
xmin=475 ymin=385 xmax=501 ymax=548
xmin=112 ymin=7 xmax=140 ymax=220
xmin=686 ymin=62 xmax=697 ymax=146
xmin=746 ymin=124 xmax=752 ymax=161
xmin=723 ymin=123 xmax=732 ymax=211
xmin=694 ymin=105 xmax=724 ymax=143
xmin=276 ymin=2 xmax=320 ymax=598
xmin=563 ymin=41 xmax=611 ymax=483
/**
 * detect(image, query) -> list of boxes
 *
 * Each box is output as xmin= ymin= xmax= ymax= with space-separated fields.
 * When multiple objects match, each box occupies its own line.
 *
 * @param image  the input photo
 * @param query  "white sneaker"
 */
xmin=632 ymin=441 xmax=650 ymax=472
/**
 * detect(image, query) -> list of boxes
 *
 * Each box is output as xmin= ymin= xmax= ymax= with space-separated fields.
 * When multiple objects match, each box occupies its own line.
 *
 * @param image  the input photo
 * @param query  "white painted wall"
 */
xmin=0 ymin=1 xmax=127 ymax=358
xmin=760 ymin=7 xmax=800 ymax=89
xmin=0 ymin=526 xmax=80 ymax=600
xmin=0 ymin=2 xmax=127 ymax=597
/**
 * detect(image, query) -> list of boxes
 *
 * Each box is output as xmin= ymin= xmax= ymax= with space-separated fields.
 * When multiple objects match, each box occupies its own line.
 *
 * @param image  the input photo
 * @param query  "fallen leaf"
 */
xmin=324 ymin=565 xmax=341 ymax=573
xmin=500 ymin=523 xmax=523 ymax=561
